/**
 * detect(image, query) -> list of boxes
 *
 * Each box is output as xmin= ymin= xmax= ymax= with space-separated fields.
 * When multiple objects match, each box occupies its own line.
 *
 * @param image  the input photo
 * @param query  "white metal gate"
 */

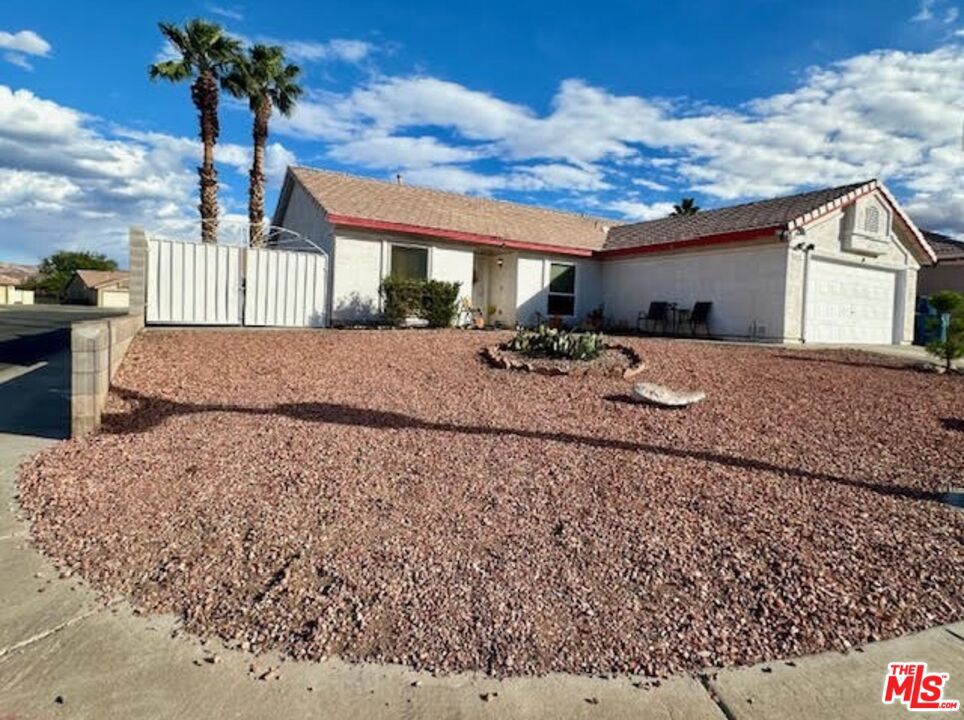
xmin=146 ymin=239 xmax=327 ymax=327
xmin=147 ymin=239 xmax=242 ymax=325
xmin=244 ymin=247 xmax=328 ymax=327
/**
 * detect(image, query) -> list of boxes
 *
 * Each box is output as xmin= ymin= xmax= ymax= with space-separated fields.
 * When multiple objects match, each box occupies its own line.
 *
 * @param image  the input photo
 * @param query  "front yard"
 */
xmin=18 ymin=330 xmax=964 ymax=677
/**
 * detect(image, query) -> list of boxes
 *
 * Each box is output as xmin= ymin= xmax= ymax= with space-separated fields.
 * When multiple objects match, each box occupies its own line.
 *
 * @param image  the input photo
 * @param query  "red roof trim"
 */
xmin=327 ymin=213 xmax=596 ymax=257
xmin=598 ymin=226 xmax=783 ymax=258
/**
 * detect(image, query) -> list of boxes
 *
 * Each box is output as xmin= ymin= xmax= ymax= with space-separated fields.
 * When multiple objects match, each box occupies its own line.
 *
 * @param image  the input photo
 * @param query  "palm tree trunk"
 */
xmin=192 ymin=71 xmax=220 ymax=244
xmin=248 ymin=96 xmax=270 ymax=247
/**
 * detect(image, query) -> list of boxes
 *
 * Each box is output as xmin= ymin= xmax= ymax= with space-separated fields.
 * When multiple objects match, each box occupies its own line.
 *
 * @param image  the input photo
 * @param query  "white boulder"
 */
xmin=631 ymin=382 xmax=706 ymax=408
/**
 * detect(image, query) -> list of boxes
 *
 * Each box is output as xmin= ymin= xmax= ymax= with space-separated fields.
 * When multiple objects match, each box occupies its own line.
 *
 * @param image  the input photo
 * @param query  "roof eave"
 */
xmin=327 ymin=214 xmax=598 ymax=257
xmin=598 ymin=226 xmax=785 ymax=259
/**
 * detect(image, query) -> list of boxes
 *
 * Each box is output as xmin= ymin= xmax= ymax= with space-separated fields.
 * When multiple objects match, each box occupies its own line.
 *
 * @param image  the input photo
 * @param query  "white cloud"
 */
xmin=206 ymin=4 xmax=245 ymax=21
xmin=946 ymin=6 xmax=960 ymax=22
xmin=229 ymin=32 xmax=374 ymax=65
xmin=914 ymin=0 xmax=936 ymax=20
xmin=329 ymin=134 xmax=481 ymax=169
xmin=632 ymin=177 xmax=671 ymax=191
xmin=605 ymin=200 xmax=676 ymax=221
xmin=0 ymin=86 xmax=297 ymax=262
xmin=0 ymin=29 xmax=51 ymax=70
xmin=0 ymin=29 xmax=50 ymax=56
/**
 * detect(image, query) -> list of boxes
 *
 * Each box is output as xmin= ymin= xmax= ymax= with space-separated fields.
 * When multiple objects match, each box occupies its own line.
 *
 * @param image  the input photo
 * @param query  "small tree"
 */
xmin=672 ymin=198 xmax=700 ymax=216
xmin=926 ymin=290 xmax=964 ymax=371
xmin=29 ymin=251 xmax=118 ymax=299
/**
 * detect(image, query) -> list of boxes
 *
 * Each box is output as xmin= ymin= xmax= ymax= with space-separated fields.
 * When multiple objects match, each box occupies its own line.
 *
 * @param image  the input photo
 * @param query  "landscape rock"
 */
xmin=631 ymin=382 xmax=706 ymax=407
xmin=15 ymin=331 xmax=964 ymax=679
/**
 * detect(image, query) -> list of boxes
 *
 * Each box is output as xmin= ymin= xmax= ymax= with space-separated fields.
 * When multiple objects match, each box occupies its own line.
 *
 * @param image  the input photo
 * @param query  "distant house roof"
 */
xmin=281 ymin=167 xmax=615 ymax=256
xmin=922 ymin=230 xmax=964 ymax=261
xmin=278 ymin=168 xmax=935 ymax=262
xmin=74 ymin=270 xmax=130 ymax=290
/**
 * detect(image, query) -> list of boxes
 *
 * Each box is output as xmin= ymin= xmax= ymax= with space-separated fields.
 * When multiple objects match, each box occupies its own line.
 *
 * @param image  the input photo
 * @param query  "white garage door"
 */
xmin=805 ymin=260 xmax=896 ymax=344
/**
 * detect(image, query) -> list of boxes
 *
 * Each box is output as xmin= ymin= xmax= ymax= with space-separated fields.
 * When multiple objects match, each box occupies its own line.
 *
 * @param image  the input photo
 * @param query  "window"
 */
xmin=863 ymin=206 xmax=881 ymax=235
xmin=390 ymin=245 xmax=428 ymax=280
xmin=547 ymin=262 xmax=576 ymax=316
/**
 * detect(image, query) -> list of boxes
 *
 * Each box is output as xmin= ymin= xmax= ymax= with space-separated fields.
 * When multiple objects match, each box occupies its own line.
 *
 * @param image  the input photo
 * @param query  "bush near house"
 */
xmin=926 ymin=290 xmax=964 ymax=371
xmin=380 ymin=277 xmax=461 ymax=328
xmin=507 ymin=325 xmax=604 ymax=361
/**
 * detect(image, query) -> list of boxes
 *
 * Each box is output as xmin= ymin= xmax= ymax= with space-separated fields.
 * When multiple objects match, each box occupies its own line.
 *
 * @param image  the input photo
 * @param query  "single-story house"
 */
xmin=918 ymin=231 xmax=964 ymax=296
xmin=0 ymin=263 xmax=37 ymax=305
xmin=64 ymin=270 xmax=130 ymax=308
xmin=0 ymin=276 xmax=34 ymax=305
xmin=273 ymin=167 xmax=936 ymax=344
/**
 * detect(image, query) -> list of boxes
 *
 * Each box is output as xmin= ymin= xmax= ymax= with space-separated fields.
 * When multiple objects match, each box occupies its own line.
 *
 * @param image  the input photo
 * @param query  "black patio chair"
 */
xmin=637 ymin=301 xmax=670 ymax=334
xmin=688 ymin=301 xmax=712 ymax=336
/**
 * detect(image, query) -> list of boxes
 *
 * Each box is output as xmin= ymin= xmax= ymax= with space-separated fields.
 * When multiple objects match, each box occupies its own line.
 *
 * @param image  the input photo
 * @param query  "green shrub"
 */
xmin=380 ymin=276 xmax=424 ymax=325
xmin=422 ymin=279 xmax=461 ymax=328
xmin=926 ymin=290 xmax=964 ymax=371
xmin=379 ymin=276 xmax=461 ymax=328
xmin=506 ymin=325 xmax=604 ymax=361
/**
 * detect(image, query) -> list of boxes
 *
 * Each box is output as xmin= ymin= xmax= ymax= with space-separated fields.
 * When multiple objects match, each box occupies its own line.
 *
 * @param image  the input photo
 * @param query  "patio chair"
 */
xmin=688 ymin=301 xmax=712 ymax=336
xmin=637 ymin=301 xmax=670 ymax=334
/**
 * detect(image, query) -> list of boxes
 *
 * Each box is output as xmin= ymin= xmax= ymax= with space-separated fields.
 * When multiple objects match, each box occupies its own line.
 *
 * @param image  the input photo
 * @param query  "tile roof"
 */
xmin=604 ymin=182 xmax=869 ymax=252
xmin=75 ymin=269 xmax=130 ymax=289
xmin=922 ymin=230 xmax=964 ymax=261
xmin=286 ymin=167 xmax=615 ymax=252
xmin=282 ymin=169 xmax=934 ymax=262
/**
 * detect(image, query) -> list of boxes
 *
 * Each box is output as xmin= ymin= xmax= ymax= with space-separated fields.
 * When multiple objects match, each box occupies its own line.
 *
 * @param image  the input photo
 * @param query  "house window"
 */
xmin=863 ymin=206 xmax=881 ymax=235
xmin=390 ymin=245 xmax=428 ymax=280
xmin=547 ymin=262 xmax=576 ymax=316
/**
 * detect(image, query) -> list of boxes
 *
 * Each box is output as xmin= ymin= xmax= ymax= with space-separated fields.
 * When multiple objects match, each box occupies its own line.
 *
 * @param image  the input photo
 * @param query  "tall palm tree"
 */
xmin=672 ymin=197 xmax=700 ymax=216
xmin=149 ymin=20 xmax=241 ymax=243
xmin=224 ymin=44 xmax=303 ymax=246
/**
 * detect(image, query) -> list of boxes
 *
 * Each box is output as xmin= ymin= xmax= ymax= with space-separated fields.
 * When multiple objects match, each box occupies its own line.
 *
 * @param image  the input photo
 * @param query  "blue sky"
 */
xmin=1 ymin=0 xmax=963 ymax=265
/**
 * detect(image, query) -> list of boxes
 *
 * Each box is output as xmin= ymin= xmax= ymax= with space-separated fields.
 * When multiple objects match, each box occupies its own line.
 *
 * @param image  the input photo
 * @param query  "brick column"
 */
xmin=128 ymin=227 xmax=148 ymax=329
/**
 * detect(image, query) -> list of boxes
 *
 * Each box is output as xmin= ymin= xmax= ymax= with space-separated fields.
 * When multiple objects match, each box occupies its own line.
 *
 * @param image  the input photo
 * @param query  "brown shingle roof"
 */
xmin=75 ymin=270 xmax=129 ymax=290
xmin=286 ymin=167 xmax=615 ymax=252
xmin=604 ymin=182 xmax=869 ymax=252
xmin=922 ymin=230 xmax=964 ymax=261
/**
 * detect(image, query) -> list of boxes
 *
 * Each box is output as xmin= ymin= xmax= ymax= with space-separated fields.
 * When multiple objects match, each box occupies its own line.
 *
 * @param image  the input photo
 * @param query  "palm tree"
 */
xmin=149 ymin=20 xmax=241 ymax=243
xmin=672 ymin=197 xmax=700 ymax=216
xmin=224 ymin=44 xmax=303 ymax=246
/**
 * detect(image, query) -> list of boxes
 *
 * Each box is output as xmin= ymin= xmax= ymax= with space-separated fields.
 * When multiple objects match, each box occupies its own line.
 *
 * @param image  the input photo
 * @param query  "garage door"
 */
xmin=805 ymin=260 xmax=896 ymax=344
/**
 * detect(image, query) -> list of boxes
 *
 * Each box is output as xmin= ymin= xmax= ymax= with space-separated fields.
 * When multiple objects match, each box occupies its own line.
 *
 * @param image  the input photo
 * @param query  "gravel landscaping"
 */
xmin=17 ymin=330 xmax=964 ymax=677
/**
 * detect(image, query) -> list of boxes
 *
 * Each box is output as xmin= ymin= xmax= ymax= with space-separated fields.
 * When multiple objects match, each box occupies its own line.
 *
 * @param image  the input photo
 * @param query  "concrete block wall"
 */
xmin=69 ymin=228 xmax=147 ymax=437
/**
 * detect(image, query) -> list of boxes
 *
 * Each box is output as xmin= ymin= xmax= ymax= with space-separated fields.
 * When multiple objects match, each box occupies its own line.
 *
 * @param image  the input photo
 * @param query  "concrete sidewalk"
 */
xmin=1 ymin=430 xmax=961 ymax=719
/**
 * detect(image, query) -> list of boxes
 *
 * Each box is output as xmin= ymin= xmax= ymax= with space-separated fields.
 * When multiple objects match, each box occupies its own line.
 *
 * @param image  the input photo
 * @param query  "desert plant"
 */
xmin=150 ymin=19 xmax=242 ymax=243
xmin=506 ymin=325 xmax=604 ymax=361
xmin=926 ymin=290 xmax=964 ymax=371
xmin=223 ymin=44 xmax=303 ymax=246
xmin=379 ymin=277 xmax=461 ymax=328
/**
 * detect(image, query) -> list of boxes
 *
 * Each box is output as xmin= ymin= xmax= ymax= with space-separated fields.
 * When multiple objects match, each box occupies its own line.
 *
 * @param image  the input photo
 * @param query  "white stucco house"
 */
xmin=273 ymin=167 xmax=936 ymax=344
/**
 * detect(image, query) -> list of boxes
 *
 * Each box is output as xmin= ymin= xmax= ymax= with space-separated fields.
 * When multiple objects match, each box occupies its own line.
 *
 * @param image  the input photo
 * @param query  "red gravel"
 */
xmin=17 ymin=330 xmax=964 ymax=677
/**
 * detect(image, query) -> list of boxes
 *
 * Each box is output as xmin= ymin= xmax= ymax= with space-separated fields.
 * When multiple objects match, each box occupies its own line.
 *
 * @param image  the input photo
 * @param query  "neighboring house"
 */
xmin=64 ymin=270 xmax=130 ymax=308
xmin=0 ymin=276 xmax=34 ymax=305
xmin=273 ymin=167 xmax=936 ymax=344
xmin=918 ymin=231 xmax=964 ymax=296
